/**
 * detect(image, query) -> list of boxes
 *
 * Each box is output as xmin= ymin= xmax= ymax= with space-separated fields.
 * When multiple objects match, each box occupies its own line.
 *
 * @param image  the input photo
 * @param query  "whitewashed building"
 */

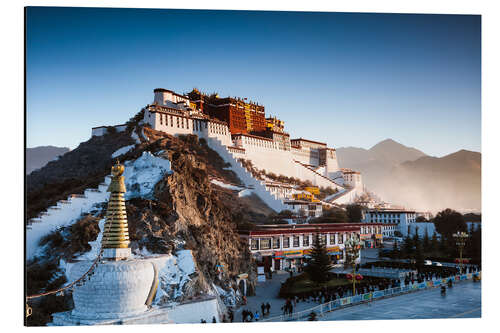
xmin=361 ymin=208 xmax=417 ymax=237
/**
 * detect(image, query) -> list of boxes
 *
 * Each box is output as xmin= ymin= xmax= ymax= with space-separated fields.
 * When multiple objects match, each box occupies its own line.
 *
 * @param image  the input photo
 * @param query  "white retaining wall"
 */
xmin=26 ymin=176 xmax=112 ymax=260
xmin=163 ymin=297 xmax=220 ymax=324
xmin=207 ymin=137 xmax=289 ymax=212
xmin=294 ymin=161 xmax=343 ymax=189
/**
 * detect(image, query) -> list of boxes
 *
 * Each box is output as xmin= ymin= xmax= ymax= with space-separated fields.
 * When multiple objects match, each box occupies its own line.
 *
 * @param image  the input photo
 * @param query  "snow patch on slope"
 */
xmin=210 ymin=179 xmax=245 ymax=191
xmin=123 ymin=151 xmax=172 ymax=199
xmin=131 ymin=130 xmax=141 ymax=144
xmin=111 ymin=145 xmax=135 ymax=158
xmin=152 ymin=250 xmax=197 ymax=305
xmin=210 ymin=179 xmax=255 ymax=198
xmin=237 ymin=189 xmax=253 ymax=197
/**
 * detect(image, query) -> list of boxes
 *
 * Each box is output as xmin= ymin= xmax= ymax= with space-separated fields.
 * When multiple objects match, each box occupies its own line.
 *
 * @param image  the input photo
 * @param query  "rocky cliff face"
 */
xmin=26 ymin=124 xmax=260 ymax=325
xmin=124 ymin=145 xmax=257 ymax=298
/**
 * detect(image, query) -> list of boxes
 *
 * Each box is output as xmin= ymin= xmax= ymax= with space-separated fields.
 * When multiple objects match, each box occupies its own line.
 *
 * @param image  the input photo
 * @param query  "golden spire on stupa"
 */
xmin=101 ymin=160 xmax=131 ymax=260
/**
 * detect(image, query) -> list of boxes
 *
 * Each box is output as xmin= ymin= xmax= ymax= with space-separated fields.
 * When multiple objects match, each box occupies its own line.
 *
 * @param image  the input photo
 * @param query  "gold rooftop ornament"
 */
xmin=101 ymin=160 xmax=131 ymax=260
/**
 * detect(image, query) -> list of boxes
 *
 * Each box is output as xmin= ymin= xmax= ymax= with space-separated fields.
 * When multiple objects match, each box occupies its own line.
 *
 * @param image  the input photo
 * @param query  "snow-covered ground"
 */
xmin=210 ymin=179 xmax=245 ymax=191
xmin=152 ymin=250 xmax=197 ymax=304
xmin=27 ymin=151 xmax=172 ymax=261
xmin=210 ymin=179 xmax=254 ymax=198
xmin=123 ymin=151 xmax=172 ymax=199
xmin=111 ymin=145 xmax=135 ymax=158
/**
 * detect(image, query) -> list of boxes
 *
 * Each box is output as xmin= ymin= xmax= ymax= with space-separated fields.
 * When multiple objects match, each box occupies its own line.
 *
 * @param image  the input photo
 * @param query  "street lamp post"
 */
xmin=345 ymin=236 xmax=361 ymax=296
xmin=453 ymin=231 xmax=469 ymax=275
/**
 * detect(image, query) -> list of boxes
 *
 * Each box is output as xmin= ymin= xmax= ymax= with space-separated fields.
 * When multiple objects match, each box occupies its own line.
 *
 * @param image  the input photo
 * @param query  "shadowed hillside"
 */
xmin=27 ymin=146 xmax=70 ymax=174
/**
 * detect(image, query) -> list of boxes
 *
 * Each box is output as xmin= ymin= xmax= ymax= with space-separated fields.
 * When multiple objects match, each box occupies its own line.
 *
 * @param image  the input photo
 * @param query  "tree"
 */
xmin=402 ymin=235 xmax=414 ymax=258
xmin=414 ymin=238 xmax=424 ymax=267
xmin=434 ymin=208 xmax=467 ymax=238
xmin=416 ymin=216 xmax=428 ymax=222
xmin=305 ymin=234 xmax=332 ymax=283
xmin=392 ymin=240 xmax=400 ymax=259
xmin=430 ymin=232 xmax=439 ymax=253
xmin=310 ymin=207 xmax=348 ymax=224
xmin=439 ymin=234 xmax=448 ymax=255
xmin=278 ymin=210 xmax=294 ymax=218
xmin=346 ymin=204 xmax=363 ymax=222
xmin=467 ymin=224 xmax=481 ymax=264
xmin=422 ymin=229 xmax=430 ymax=251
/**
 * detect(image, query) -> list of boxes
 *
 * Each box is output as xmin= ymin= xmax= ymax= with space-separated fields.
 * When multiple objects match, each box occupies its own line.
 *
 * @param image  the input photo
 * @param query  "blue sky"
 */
xmin=26 ymin=7 xmax=481 ymax=157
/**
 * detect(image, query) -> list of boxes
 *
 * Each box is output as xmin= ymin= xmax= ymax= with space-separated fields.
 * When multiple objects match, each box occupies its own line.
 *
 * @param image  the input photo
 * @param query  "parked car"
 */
xmin=424 ymin=260 xmax=432 ymax=266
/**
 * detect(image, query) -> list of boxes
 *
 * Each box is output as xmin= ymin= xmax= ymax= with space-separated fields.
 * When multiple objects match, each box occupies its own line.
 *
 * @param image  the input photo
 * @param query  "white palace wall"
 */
xmin=207 ymin=137 xmax=289 ymax=212
xmin=144 ymin=108 xmax=232 ymax=146
xmin=235 ymin=138 xmax=342 ymax=190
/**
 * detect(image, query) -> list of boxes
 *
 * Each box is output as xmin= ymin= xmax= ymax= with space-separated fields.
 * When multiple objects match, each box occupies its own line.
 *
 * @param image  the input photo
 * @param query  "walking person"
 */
xmin=266 ymin=302 xmax=271 ymax=315
xmin=242 ymin=310 xmax=247 ymax=322
xmin=212 ymin=316 xmax=217 ymax=323
xmin=228 ymin=309 xmax=234 ymax=323
xmin=261 ymin=303 xmax=266 ymax=316
xmin=255 ymin=311 xmax=260 ymax=321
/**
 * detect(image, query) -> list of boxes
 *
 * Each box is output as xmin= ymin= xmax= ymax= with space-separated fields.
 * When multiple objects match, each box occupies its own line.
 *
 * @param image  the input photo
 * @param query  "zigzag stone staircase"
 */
xmin=26 ymin=175 xmax=112 ymax=261
xmin=206 ymin=138 xmax=289 ymax=212
xmin=293 ymin=160 xmax=344 ymax=190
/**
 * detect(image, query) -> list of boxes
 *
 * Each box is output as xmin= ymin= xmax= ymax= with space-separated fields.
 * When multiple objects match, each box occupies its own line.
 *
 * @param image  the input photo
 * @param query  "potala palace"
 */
xmin=90 ymin=87 xmax=435 ymax=238
xmin=93 ymin=88 xmax=365 ymax=211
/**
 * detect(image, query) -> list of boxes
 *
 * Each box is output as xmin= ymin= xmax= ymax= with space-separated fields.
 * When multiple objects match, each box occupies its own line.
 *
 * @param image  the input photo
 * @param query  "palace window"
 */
xmin=251 ymin=239 xmax=259 ymax=250
xmin=273 ymin=238 xmax=280 ymax=249
xmin=260 ymin=238 xmax=271 ymax=250
xmin=303 ymin=234 xmax=310 ymax=247
xmin=319 ymin=234 xmax=327 ymax=246
xmin=293 ymin=236 xmax=300 ymax=247
xmin=283 ymin=236 xmax=290 ymax=248
xmin=176 ymin=117 xmax=180 ymax=128
xmin=338 ymin=233 xmax=343 ymax=244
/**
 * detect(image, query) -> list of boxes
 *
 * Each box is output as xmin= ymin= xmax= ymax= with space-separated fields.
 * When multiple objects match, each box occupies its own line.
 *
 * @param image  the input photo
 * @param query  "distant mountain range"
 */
xmin=336 ymin=139 xmax=481 ymax=213
xmin=26 ymin=146 xmax=70 ymax=174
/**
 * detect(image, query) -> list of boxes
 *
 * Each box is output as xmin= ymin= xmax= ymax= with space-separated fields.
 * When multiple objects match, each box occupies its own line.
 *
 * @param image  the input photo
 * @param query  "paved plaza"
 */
xmin=319 ymin=280 xmax=481 ymax=321
xmin=235 ymin=272 xmax=481 ymax=322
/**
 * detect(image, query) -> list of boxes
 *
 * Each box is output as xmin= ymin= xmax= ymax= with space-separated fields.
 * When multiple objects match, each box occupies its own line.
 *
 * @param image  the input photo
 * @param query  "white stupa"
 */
xmin=51 ymin=161 xmax=170 ymax=325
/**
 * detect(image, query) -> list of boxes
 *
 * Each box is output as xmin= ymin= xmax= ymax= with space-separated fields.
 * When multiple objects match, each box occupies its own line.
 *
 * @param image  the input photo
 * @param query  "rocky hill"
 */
xmin=26 ymin=146 xmax=70 ymax=174
xmin=26 ymin=118 xmax=262 ymax=325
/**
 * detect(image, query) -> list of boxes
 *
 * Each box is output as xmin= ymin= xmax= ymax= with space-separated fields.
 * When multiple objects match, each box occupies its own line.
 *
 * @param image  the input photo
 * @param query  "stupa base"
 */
xmin=102 ymin=248 xmax=131 ymax=260
xmin=50 ymin=307 xmax=172 ymax=326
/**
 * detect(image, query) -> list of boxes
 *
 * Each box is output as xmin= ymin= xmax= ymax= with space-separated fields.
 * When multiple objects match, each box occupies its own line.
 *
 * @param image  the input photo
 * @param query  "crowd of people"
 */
xmin=283 ymin=277 xmax=401 ymax=306
xmin=403 ymin=265 xmax=480 ymax=285
xmin=240 ymin=302 xmax=271 ymax=322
